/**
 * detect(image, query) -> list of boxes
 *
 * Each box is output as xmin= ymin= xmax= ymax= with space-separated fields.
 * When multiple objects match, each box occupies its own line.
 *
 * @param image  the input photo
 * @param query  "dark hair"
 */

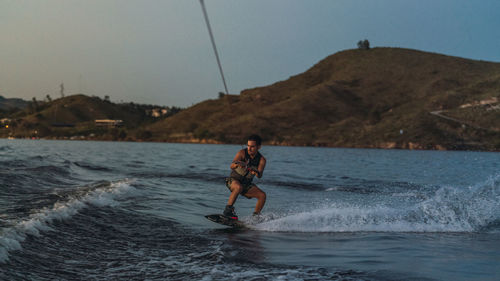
xmin=248 ymin=134 xmax=262 ymax=146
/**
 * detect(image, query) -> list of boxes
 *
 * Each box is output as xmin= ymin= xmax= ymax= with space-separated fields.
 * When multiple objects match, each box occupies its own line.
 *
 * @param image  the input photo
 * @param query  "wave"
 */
xmin=26 ymin=165 xmax=72 ymax=177
xmin=266 ymin=175 xmax=427 ymax=195
xmin=0 ymin=159 xmax=27 ymax=169
xmin=0 ymin=164 xmax=76 ymax=191
xmin=265 ymin=179 xmax=326 ymax=191
xmin=72 ymin=161 xmax=113 ymax=172
xmin=0 ymin=179 xmax=136 ymax=263
xmin=255 ymin=175 xmax=500 ymax=233
xmin=0 ymin=145 xmax=12 ymax=152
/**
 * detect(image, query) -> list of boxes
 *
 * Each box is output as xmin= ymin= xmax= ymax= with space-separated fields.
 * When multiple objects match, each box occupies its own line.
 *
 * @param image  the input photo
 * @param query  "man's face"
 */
xmin=247 ymin=140 xmax=259 ymax=156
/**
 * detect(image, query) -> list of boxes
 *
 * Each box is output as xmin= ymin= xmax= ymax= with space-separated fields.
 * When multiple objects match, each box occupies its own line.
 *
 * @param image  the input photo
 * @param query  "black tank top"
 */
xmin=245 ymin=148 xmax=261 ymax=169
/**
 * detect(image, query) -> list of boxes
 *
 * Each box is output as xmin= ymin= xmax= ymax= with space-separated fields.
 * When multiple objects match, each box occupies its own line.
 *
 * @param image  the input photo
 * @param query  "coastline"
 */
xmin=2 ymin=136 xmax=497 ymax=152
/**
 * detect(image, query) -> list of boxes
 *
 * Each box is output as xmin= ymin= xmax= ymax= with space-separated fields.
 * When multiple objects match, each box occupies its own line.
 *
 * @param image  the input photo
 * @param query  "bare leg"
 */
xmin=227 ymin=180 xmax=243 ymax=206
xmin=244 ymin=186 xmax=266 ymax=214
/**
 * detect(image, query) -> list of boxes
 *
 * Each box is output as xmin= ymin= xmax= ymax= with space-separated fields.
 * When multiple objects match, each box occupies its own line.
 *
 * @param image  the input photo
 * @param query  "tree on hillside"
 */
xmin=357 ymin=39 xmax=370 ymax=50
xmin=60 ymin=83 xmax=65 ymax=98
xmin=31 ymin=97 xmax=39 ymax=113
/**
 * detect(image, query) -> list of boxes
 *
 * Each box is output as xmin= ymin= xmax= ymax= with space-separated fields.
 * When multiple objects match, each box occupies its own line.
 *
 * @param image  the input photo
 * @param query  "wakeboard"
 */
xmin=205 ymin=214 xmax=246 ymax=228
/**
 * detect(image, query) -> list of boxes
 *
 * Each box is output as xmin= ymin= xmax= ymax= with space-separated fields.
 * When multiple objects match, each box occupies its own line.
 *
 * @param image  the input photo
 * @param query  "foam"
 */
xmin=256 ymin=175 xmax=500 ymax=233
xmin=0 ymin=179 xmax=135 ymax=263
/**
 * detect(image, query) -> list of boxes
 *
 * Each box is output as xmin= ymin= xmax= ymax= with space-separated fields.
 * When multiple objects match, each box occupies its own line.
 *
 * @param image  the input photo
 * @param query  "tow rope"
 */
xmin=199 ymin=0 xmax=229 ymax=95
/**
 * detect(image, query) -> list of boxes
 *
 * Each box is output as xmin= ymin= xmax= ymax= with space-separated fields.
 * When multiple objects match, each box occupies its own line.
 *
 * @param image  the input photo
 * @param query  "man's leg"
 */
xmin=244 ymin=185 xmax=266 ymax=214
xmin=224 ymin=180 xmax=243 ymax=218
xmin=227 ymin=180 xmax=243 ymax=206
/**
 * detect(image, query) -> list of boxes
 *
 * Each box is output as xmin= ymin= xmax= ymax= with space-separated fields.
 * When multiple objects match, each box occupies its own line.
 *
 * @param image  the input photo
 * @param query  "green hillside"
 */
xmin=1 ymin=94 xmax=172 ymax=140
xmin=146 ymin=47 xmax=500 ymax=150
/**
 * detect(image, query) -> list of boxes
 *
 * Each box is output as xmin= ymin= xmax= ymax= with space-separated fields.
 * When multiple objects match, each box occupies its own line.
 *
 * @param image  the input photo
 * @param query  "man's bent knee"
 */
xmin=230 ymin=182 xmax=243 ymax=193
xmin=258 ymin=191 xmax=266 ymax=200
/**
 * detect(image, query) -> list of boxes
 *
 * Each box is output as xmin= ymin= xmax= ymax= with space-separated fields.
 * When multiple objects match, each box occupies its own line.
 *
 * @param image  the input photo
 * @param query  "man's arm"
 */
xmin=230 ymin=150 xmax=245 ymax=170
xmin=253 ymin=156 xmax=266 ymax=178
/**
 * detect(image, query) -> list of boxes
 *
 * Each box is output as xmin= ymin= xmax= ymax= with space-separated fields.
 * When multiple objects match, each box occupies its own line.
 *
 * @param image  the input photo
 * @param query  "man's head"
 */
xmin=248 ymin=134 xmax=262 ymax=146
xmin=247 ymin=134 xmax=262 ymax=156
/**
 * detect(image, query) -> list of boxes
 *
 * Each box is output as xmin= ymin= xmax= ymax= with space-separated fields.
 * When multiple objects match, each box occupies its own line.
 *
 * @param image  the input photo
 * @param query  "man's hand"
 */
xmin=249 ymin=167 xmax=261 ymax=177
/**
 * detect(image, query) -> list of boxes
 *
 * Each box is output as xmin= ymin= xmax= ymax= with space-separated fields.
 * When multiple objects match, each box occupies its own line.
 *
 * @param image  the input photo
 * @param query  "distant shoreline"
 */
xmin=2 ymin=137 xmax=497 ymax=152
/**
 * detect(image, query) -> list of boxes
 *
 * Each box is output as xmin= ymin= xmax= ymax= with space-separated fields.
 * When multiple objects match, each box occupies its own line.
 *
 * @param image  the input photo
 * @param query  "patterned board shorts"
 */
xmin=225 ymin=177 xmax=256 ymax=198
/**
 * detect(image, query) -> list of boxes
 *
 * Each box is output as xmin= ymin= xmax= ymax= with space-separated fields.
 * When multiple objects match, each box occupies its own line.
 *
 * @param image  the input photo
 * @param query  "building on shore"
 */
xmin=95 ymin=119 xmax=123 ymax=128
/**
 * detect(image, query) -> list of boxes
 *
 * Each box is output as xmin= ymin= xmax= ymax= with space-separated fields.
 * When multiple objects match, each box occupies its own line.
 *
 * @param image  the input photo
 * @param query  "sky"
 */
xmin=1 ymin=0 xmax=500 ymax=107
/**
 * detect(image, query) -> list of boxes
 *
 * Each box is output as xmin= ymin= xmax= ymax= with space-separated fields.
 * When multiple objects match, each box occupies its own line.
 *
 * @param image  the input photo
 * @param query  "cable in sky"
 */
xmin=199 ymin=0 xmax=229 ymax=95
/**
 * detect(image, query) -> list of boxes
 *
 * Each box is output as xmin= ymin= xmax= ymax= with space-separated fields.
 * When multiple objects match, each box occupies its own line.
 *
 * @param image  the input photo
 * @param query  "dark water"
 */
xmin=1 ymin=139 xmax=499 ymax=280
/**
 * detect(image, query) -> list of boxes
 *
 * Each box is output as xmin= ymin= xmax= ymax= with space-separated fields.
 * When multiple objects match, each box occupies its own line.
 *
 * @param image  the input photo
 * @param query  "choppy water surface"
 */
xmin=1 ymin=139 xmax=499 ymax=280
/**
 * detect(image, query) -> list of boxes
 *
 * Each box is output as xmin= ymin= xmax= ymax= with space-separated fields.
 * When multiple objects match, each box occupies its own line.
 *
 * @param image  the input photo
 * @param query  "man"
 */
xmin=224 ymin=134 xmax=267 ymax=219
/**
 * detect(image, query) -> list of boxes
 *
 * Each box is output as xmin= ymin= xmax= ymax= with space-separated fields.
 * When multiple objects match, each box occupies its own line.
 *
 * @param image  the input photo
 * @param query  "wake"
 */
xmin=0 ymin=179 xmax=136 ymax=263
xmin=254 ymin=175 xmax=500 ymax=233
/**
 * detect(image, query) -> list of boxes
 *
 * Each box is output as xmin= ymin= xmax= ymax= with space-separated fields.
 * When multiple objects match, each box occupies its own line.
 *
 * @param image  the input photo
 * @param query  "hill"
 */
xmin=0 ymin=95 xmax=28 ymax=111
xmin=1 ymin=94 xmax=179 ymax=140
xmin=146 ymin=47 xmax=500 ymax=150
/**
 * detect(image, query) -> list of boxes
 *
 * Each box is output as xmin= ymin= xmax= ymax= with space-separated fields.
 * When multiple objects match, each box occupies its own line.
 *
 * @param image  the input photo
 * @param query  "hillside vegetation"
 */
xmin=2 ymin=47 xmax=499 ymax=150
xmin=147 ymin=47 xmax=500 ymax=150
xmin=1 ymin=94 xmax=178 ymax=141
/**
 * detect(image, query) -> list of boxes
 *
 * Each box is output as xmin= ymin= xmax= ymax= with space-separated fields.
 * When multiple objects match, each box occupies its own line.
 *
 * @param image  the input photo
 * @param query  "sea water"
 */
xmin=0 ymin=139 xmax=499 ymax=280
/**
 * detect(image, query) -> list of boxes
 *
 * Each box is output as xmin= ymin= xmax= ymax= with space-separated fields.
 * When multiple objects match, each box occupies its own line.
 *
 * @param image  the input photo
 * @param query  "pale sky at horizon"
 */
xmin=1 ymin=0 xmax=499 ymax=107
